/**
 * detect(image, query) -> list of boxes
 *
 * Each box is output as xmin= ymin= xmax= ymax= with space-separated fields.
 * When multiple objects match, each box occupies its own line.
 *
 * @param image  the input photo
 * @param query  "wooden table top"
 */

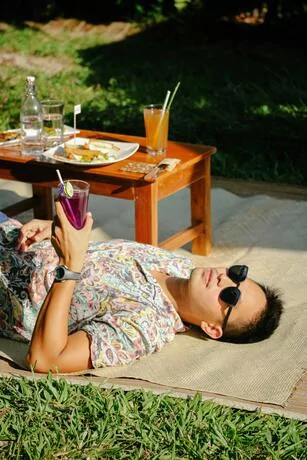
xmin=0 ymin=130 xmax=216 ymax=182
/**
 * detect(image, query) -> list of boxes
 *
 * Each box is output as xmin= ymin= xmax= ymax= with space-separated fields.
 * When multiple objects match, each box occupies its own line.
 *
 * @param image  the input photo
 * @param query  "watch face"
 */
xmin=54 ymin=265 xmax=81 ymax=281
xmin=55 ymin=266 xmax=65 ymax=280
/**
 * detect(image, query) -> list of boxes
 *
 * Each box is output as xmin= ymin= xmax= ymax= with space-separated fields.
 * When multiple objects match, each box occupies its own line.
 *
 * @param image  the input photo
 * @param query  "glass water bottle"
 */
xmin=20 ymin=75 xmax=43 ymax=156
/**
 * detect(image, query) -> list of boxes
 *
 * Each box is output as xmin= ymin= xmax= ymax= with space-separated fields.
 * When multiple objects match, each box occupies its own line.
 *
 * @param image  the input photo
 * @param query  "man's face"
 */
xmin=186 ymin=267 xmax=266 ymax=339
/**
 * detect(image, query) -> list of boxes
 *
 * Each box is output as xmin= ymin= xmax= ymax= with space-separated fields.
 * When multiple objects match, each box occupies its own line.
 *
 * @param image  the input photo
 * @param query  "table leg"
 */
xmin=32 ymin=185 xmax=54 ymax=219
xmin=135 ymin=182 xmax=158 ymax=246
xmin=191 ymin=156 xmax=212 ymax=255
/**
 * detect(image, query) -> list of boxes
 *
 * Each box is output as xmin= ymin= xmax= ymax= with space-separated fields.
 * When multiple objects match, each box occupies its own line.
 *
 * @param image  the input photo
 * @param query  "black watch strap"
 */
xmin=54 ymin=265 xmax=81 ymax=282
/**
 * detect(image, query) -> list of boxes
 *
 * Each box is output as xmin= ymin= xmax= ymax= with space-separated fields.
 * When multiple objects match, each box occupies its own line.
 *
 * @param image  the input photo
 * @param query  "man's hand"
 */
xmin=16 ymin=219 xmax=53 ymax=252
xmin=51 ymin=201 xmax=93 ymax=273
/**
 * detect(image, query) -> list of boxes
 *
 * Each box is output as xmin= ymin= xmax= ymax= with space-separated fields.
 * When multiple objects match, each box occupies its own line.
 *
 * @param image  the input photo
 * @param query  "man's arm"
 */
xmin=26 ymin=280 xmax=92 ymax=373
xmin=26 ymin=202 xmax=93 ymax=373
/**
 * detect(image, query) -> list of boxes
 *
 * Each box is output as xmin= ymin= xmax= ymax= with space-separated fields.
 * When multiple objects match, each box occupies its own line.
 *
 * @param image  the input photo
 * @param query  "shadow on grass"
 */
xmin=75 ymin=16 xmax=307 ymax=185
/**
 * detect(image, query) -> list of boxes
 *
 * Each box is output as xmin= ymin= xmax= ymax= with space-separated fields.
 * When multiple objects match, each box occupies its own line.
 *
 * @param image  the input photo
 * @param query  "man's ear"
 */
xmin=200 ymin=321 xmax=223 ymax=340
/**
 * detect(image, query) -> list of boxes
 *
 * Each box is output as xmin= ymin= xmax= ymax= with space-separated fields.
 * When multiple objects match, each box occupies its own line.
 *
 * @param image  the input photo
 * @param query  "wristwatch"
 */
xmin=54 ymin=265 xmax=81 ymax=282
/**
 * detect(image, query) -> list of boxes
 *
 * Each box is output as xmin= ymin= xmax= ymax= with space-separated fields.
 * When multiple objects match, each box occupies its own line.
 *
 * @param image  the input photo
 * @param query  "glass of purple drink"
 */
xmin=57 ymin=180 xmax=89 ymax=229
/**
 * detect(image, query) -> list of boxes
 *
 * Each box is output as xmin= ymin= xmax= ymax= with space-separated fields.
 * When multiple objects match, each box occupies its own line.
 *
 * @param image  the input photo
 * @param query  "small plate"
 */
xmin=43 ymin=137 xmax=139 ymax=166
xmin=0 ymin=129 xmax=20 ymax=146
xmin=0 ymin=126 xmax=80 ymax=146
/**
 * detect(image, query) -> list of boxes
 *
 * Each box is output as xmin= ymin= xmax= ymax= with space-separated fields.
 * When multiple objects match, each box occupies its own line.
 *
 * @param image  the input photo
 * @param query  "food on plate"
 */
xmin=87 ymin=139 xmax=120 ymax=151
xmin=63 ymin=139 xmax=118 ymax=162
xmin=0 ymin=130 xmax=20 ymax=143
xmin=64 ymin=144 xmax=102 ymax=161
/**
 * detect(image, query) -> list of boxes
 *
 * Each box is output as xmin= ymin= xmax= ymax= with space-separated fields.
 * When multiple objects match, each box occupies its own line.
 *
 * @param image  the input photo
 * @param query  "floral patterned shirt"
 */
xmin=0 ymin=218 xmax=193 ymax=368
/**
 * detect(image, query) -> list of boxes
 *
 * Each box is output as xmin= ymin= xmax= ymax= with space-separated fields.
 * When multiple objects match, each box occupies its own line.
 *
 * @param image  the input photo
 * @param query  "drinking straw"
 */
xmin=162 ymin=90 xmax=171 ymax=113
xmin=152 ymin=82 xmax=181 ymax=149
xmin=55 ymin=169 xmax=74 ymax=222
xmin=56 ymin=167 xmax=67 ymax=198
xmin=152 ymin=90 xmax=171 ymax=146
xmin=56 ymin=169 xmax=64 ymax=186
xmin=73 ymin=104 xmax=81 ymax=144
xmin=166 ymin=81 xmax=181 ymax=111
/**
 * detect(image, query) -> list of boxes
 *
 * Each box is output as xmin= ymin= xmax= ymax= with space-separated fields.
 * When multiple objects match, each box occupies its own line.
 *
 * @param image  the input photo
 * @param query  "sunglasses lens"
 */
xmin=228 ymin=265 xmax=248 ymax=283
xmin=220 ymin=287 xmax=241 ymax=306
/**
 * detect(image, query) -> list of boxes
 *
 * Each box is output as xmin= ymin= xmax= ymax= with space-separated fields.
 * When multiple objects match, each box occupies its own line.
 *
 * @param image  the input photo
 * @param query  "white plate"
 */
xmin=0 ymin=126 xmax=80 ymax=146
xmin=0 ymin=129 xmax=20 ymax=146
xmin=43 ymin=137 xmax=139 ymax=166
xmin=63 ymin=125 xmax=80 ymax=136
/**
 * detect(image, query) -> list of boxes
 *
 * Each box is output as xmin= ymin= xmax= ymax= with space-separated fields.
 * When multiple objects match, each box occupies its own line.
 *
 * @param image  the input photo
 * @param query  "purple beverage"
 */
xmin=58 ymin=180 xmax=89 ymax=229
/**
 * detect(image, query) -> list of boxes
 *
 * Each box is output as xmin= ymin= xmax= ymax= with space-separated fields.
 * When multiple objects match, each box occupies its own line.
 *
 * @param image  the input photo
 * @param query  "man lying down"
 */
xmin=0 ymin=207 xmax=283 ymax=374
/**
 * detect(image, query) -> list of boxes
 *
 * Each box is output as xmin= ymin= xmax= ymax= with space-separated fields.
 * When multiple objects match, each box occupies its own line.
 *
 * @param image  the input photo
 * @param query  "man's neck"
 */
xmin=151 ymin=271 xmax=189 ymax=316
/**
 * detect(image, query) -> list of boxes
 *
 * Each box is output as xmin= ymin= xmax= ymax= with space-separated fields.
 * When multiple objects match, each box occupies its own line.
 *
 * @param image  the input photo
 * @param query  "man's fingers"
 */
xmin=33 ymin=228 xmax=48 ymax=242
xmin=51 ymin=220 xmax=56 ymax=237
xmin=16 ymin=228 xmax=35 ymax=251
xmin=54 ymin=201 xmax=66 ymax=221
xmin=84 ymin=212 xmax=93 ymax=231
xmin=55 ymin=201 xmax=75 ymax=229
xmin=55 ymin=201 xmax=92 ymax=232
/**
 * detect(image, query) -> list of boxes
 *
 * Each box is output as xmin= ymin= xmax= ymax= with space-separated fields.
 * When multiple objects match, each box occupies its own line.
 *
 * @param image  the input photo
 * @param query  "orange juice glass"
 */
xmin=143 ymin=104 xmax=169 ymax=157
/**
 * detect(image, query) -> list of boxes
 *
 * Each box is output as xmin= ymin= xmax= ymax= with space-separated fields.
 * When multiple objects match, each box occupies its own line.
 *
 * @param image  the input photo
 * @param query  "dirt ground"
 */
xmin=0 ymin=19 xmax=139 ymax=75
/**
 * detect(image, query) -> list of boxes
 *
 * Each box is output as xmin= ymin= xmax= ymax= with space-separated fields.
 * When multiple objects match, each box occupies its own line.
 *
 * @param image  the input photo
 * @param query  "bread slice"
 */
xmin=88 ymin=139 xmax=120 ymax=151
xmin=64 ymin=144 xmax=101 ymax=161
xmin=0 ymin=131 xmax=20 ymax=142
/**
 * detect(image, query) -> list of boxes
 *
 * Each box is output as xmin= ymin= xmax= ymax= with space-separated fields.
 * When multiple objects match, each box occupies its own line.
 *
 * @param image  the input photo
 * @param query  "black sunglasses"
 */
xmin=220 ymin=265 xmax=249 ymax=332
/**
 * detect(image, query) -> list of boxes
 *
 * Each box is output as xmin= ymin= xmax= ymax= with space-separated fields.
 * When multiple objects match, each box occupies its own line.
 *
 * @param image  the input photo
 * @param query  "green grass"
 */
xmin=0 ymin=375 xmax=306 ymax=459
xmin=0 ymin=18 xmax=306 ymax=185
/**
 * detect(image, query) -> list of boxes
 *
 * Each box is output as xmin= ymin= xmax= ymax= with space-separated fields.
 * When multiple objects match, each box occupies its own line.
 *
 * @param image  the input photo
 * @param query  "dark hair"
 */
xmin=221 ymin=284 xmax=284 ymax=344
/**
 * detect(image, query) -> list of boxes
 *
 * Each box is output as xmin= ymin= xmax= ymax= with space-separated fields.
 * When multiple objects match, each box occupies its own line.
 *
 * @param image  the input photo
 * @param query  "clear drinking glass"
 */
xmin=41 ymin=100 xmax=65 ymax=149
xmin=57 ymin=180 xmax=89 ymax=229
xmin=143 ymin=104 xmax=169 ymax=158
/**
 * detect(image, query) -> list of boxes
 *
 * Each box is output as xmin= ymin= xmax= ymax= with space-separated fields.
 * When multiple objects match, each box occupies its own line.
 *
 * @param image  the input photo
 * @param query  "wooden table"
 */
xmin=0 ymin=130 xmax=216 ymax=255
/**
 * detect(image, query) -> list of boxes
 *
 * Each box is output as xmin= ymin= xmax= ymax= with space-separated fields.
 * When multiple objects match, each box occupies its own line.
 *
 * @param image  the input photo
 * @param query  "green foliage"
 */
xmin=0 ymin=375 xmax=306 ymax=459
xmin=0 ymin=19 xmax=306 ymax=185
xmin=1 ymin=0 xmax=307 ymax=23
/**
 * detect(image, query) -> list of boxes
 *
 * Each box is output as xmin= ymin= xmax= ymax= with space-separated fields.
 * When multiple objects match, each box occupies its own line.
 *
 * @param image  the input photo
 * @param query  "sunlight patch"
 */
xmin=250 ymin=104 xmax=271 ymax=116
xmin=0 ymin=52 xmax=74 ymax=75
